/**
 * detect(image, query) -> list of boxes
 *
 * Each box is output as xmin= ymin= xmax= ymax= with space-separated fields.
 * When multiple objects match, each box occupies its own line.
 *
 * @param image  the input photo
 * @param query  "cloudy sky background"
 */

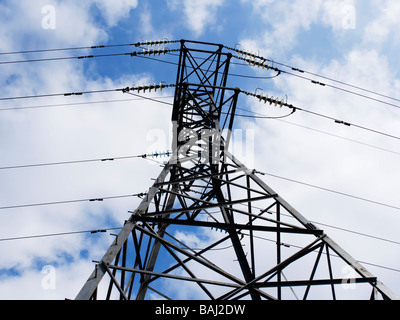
xmin=0 ymin=0 xmax=400 ymax=299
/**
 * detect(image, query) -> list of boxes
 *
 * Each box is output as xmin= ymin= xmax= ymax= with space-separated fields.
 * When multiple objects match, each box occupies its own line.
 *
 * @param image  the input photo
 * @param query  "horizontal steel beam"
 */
xmin=255 ymin=277 xmax=377 ymax=288
xmin=130 ymin=195 xmax=277 ymax=217
xmin=130 ymin=216 xmax=323 ymax=236
xmin=107 ymin=264 xmax=242 ymax=289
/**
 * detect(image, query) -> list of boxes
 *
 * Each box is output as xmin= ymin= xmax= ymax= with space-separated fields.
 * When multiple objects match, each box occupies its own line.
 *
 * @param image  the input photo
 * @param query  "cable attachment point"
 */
xmin=141 ymin=39 xmax=170 ymax=47
xmin=335 ymin=120 xmax=351 ymax=127
xmin=142 ymin=48 xmax=167 ymax=56
xmin=148 ymin=150 xmax=172 ymax=158
xmin=64 ymin=92 xmax=83 ymax=96
xmin=311 ymin=80 xmax=326 ymax=87
xmin=91 ymin=230 xmax=107 ymax=234
xmin=137 ymin=193 xmax=147 ymax=198
xmin=252 ymin=169 xmax=265 ymax=176
xmin=123 ymin=83 xmax=174 ymax=94
xmin=256 ymin=93 xmax=286 ymax=108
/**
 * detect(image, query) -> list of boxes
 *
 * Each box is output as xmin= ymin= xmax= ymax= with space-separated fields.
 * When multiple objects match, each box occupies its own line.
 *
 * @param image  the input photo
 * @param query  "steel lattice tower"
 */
xmin=75 ymin=40 xmax=398 ymax=300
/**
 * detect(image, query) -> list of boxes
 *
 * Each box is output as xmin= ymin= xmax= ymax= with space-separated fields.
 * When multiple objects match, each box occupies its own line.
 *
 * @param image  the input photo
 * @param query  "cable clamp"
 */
xmin=64 ymin=92 xmax=83 ymax=96
xmin=335 ymin=120 xmax=351 ymax=126
xmin=311 ymin=80 xmax=326 ymax=86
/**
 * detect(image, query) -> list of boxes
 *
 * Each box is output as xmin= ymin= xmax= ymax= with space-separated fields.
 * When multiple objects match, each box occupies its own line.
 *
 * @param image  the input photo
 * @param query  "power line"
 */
xmin=0 ymin=96 xmax=174 ymax=112
xmin=124 ymin=91 xmax=174 ymax=106
xmin=127 ymin=49 xmax=400 ymax=112
xmin=3 ymin=84 xmax=398 ymax=144
xmin=1 ymin=148 xmax=399 ymax=213
xmin=276 ymin=61 xmax=400 ymax=105
xmin=2 ymin=201 xmax=399 ymax=253
xmin=243 ymin=89 xmax=400 ymax=141
xmin=3 ymin=38 xmax=397 ymax=105
xmin=0 ymin=227 xmax=122 ymax=242
xmin=357 ymin=261 xmax=400 ymax=274
xmin=314 ymin=220 xmax=400 ymax=247
xmin=240 ymin=231 xmax=400 ymax=274
xmin=0 ymin=40 xmax=179 ymax=56
xmin=0 ymin=44 xmax=133 ymax=56
xmin=0 ymin=192 xmax=146 ymax=211
xmin=242 ymin=202 xmax=400 ymax=247
xmin=0 ymin=52 xmax=129 ymax=65
xmin=0 ymin=42 xmax=398 ymax=214
xmin=281 ymin=69 xmax=400 ymax=110
xmin=235 ymin=105 xmax=400 ymax=157
xmin=169 ymin=47 xmax=400 ymax=112
xmin=296 ymin=105 xmax=400 ymax=141
xmin=226 ymin=46 xmax=400 ymax=109
xmin=3 ymin=86 xmax=399 ymax=157
xmin=3 ymin=39 xmax=400 ymax=113
xmin=275 ymin=118 xmax=400 ymax=157
xmin=0 ymin=83 xmax=175 ymax=102
xmin=253 ymin=169 xmax=400 ymax=212
xmin=0 ymin=46 xmax=180 ymax=65
xmin=3 ymin=39 xmax=396 ymax=298
xmin=139 ymin=47 xmax=400 ymax=110
xmin=3 ymin=43 xmax=397 ymax=211
xmin=0 ymin=88 xmax=119 ymax=102
xmin=2 ymin=41 xmax=397 ymax=114
xmin=2 ymin=87 xmax=400 ymax=157
xmin=0 ymin=152 xmax=171 ymax=171
xmin=1 ymin=48 xmax=281 ymax=82
xmin=0 ymin=224 xmax=398 ymax=275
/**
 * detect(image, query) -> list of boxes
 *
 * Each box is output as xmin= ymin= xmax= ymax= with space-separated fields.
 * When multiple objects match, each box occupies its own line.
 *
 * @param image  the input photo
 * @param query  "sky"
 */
xmin=0 ymin=0 xmax=400 ymax=300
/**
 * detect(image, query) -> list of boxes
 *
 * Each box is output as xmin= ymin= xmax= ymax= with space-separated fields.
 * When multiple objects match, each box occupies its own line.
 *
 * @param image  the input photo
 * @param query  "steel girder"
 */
xmin=75 ymin=40 xmax=398 ymax=300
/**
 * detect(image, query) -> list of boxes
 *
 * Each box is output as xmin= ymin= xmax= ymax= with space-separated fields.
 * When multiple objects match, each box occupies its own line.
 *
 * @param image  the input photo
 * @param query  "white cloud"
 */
xmin=0 ymin=258 xmax=96 ymax=299
xmin=362 ymin=0 xmax=400 ymax=47
xmin=238 ymin=0 xmax=320 ymax=55
xmin=321 ymin=0 xmax=357 ymax=30
xmin=139 ymin=3 xmax=155 ymax=36
xmin=0 ymin=0 xmax=172 ymax=300
xmin=167 ymin=0 xmax=225 ymax=36
xmin=93 ymin=0 xmax=139 ymax=27
xmin=239 ymin=42 xmax=400 ymax=295
xmin=0 ymin=1 xmax=108 ymax=49
xmin=238 ymin=0 xmax=357 ymax=57
xmin=1 ymin=0 xmax=400 ymax=300
xmin=230 ymin=2 xmax=400 ymax=297
xmin=0 ymin=0 xmax=139 ymax=51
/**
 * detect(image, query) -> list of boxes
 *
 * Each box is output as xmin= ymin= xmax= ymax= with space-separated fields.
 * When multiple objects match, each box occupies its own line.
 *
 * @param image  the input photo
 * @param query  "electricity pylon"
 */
xmin=75 ymin=40 xmax=398 ymax=300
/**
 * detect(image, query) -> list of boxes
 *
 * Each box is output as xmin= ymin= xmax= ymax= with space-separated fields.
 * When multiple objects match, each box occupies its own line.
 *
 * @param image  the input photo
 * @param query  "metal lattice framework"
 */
xmin=75 ymin=40 xmax=398 ymax=300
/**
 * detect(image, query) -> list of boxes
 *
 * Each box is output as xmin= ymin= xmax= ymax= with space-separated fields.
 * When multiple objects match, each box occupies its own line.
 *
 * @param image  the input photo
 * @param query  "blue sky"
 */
xmin=0 ymin=0 xmax=400 ymax=299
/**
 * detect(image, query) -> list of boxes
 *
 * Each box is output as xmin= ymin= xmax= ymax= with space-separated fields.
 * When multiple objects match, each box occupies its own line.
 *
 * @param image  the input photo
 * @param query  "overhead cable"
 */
xmin=0 ymin=82 xmax=175 ymax=102
xmin=2 ymin=80 xmax=398 ymax=143
xmin=0 ymin=227 xmax=122 ymax=242
xmin=1 ymin=149 xmax=399 ymax=212
xmin=0 ymin=151 xmax=171 ymax=171
xmin=244 ymin=89 xmax=400 ymax=141
xmin=0 ymin=192 xmax=147 ymax=211
xmin=0 ymin=96 xmax=174 ymax=112
xmin=0 ymin=47 xmax=180 ymax=65
xmin=3 ymin=39 xmax=400 ymax=111
xmin=240 ymin=231 xmax=400 ymax=274
xmin=0 ymin=39 xmax=179 ymax=56
xmin=253 ymin=169 xmax=400 ymax=212
xmin=226 ymin=45 xmax=400 ymax=110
